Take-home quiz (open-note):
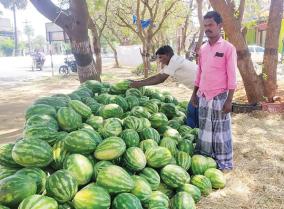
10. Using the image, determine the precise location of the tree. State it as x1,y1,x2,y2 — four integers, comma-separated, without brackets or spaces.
31,35,45,51
31,0,100,83
0,0,28,56
23,21,34,54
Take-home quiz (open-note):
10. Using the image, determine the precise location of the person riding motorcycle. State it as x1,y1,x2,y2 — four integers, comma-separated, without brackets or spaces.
32,50,45,71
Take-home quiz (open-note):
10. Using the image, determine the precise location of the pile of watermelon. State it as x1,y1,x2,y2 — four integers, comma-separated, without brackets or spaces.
0,80,226,209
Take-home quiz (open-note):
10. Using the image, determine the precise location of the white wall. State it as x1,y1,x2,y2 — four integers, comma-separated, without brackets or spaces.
116,45,143,67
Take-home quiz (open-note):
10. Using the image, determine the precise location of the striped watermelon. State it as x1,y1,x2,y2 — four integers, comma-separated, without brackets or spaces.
171,192,196,209
139,139,158,152
131,175,152,203
139,167,160,190
148,191,169,209
123,116,141,131
94,136,126,160
96,165,134,193
161,165,190,188
0,205,9,209
18,195,58,209
110,80,130,94
0,165,18,180
120,129,140,148
80,128,102,146
73,183,111,209
16,167,46,194
123,147,146,171
110,95,129,112
0,174,37,207
163,128,182,143
86,115,104,130
25,114,58,131
177,140,194,156
204,168,226,189
51,139,69,170
25,104,56,120
191,155,208,175
139,96,150,106
83,80,103,93
23,126,58,145
168,119,182,130
190,175,212,196
0,143,19,168
69,100,92,118
93,160,113,180
177,183,201,203
83,97,102,114
46,170,78,203
206,157,217,169
63,154,93,186
151,92,165,102
34,96,68,110
157,183,175,198
99,104,124,119
96,93,113,104
125,95,140,109
12,138,53,167
176,151,191,171
63,130,97,154
131,106,151,118
145,147,172,168
149,113,168,129
57,107,82,132
140,127,160,143
112,193,143,209
98,118,123,138
159,137,178,157
160,103,178,119
126,88,142,97
143,101,159,114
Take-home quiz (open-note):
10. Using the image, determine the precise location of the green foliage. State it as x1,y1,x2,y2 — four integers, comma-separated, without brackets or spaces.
0,38,14,56
132,63,158,76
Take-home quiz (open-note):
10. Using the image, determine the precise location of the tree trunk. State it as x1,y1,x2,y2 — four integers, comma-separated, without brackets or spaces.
103,34,120,68
91,29,102,76
176,28,181,55
262,0,283,102
209,0,264,104
196,0,204,52
30,0,100,83
12,3,18,56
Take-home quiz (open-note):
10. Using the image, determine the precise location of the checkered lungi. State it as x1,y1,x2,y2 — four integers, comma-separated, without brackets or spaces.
195,92,233,170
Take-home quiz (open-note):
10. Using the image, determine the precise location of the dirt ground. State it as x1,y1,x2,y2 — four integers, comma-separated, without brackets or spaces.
0,66,284,209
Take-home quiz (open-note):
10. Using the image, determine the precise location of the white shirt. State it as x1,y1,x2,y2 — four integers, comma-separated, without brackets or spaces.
160,55,197,88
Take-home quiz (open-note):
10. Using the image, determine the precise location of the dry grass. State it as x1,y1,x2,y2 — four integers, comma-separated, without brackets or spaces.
0,66,283,208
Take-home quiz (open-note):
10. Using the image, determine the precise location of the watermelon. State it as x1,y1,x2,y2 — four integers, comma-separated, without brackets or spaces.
151,92,165,102
148,191,169,209
190,175,212,196
86,115,104,130
160,165,190,188
0,165,18,180
125,96,140,109
176,151,191,171
159,137,178,157
25,114,58,130
96,93,113,104
131,106,151,118
93,160,113,180
110,80,131,94
170,192,196,209
157,183,174,198
177,140,194,156
85,97,102,114
96,165,134,193
206,157,217,169
140,127,160,143
73,183,111,209
168,119,182,130
163,128,182,143
123,147,146,171
178,125,192,136
143,101,159,114
68,92,81,101
25,104,56,120
57,107,82,132
145,147,172,168
0,143,19,168
23,126,58,145
95,136,126,160
126,88,142,97
123,116,141,131
99,104,124,119
0,174,37,207
63,154,93,185
160,103,178,119
177,184,201,203
139,96,150,106
110,95,129,112
69,100,92,118
12,138,53,167
34,96,68,110
139,167,160,190
149,113,168,128
112,193,143,209
99,118,123,138
63,130,97,154
80,128,102,146
51,139,69,170
18,195,58,209
191,155,208,175
16,167,46,194
138,118,151,132
204,168,226,189
120,129,140,148
131,175,152,203
0,205,9,209
83,80,103,93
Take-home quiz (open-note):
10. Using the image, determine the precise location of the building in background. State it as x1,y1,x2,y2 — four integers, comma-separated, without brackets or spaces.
0,17,14,39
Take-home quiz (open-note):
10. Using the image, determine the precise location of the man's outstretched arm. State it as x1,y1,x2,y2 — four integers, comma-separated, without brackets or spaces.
130,73,169,88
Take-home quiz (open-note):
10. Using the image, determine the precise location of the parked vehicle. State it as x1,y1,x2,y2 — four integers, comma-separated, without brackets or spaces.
31,51,45,71
248,45,282,64
59,55,77,75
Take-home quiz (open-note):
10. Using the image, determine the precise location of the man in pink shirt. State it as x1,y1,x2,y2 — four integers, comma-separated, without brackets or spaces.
190,11,237,171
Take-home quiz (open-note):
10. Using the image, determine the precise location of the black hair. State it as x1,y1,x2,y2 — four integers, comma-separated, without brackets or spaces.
155,45,174,56
204,11,222,24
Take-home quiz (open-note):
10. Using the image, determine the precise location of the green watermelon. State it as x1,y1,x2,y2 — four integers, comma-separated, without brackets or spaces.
34,96,68,110
140,127,160,143
176,151,191,171
110,95,129,112
177,184,201,203
69,100,92,118
148,191,169,209
64,130,97,154
96,165,134,193
93,160,113,180
0,165,18,180
131,106,151,118
160,165,190,188
12,138,53,167
159,137,178,157
23,126,58,145
83,97,101,113
151,92,165,102
98,118,123,138
131,175,152,203
25,114,58,130
25,104,56,120
83,80,103,93
157,183,175,198
168,119,182,130
191,155,208,175
138,118,151,132
94,136,126,160
96,93,113,104
204,168,226,189
120,129,140,148
145,147,172,168
149,113,168,129
163,128,182,143
170,192,196,209
80,128,102,146
123,116,141,131
0,174,37,207
68,92,81,101
178,125,192,136
139,96,150,106
51,139,69,170
16,167,46,194
0,144,19,168
139,167,160,190
160,103,178,119
99,104,124,119
206,157,217,169
63,154,93,185
86,115,104,130
125,96,140,109
18,195,58,209
110,80,131,94
143,101,159,114
123,147,146,171
177,140,194,156
57,107,82,132
190,175,212,196
112,193,143,209
139,139,158,152
126,88,142,97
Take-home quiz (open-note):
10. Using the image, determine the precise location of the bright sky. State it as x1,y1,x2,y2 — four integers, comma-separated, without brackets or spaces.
0,2,50,40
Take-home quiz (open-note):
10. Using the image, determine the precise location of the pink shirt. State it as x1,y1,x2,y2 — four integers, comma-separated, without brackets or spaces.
194,37,237,100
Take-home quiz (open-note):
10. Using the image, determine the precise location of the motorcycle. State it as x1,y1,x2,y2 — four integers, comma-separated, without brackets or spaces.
32,53,45,71
59,55,77,75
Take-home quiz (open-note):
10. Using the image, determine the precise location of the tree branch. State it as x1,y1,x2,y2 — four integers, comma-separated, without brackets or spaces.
237,0,245,23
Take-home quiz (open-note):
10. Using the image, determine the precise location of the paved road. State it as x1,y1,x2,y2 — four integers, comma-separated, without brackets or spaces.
0,55,114,87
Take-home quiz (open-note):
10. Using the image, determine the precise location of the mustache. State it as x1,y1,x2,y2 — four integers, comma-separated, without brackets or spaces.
205,30,212,33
